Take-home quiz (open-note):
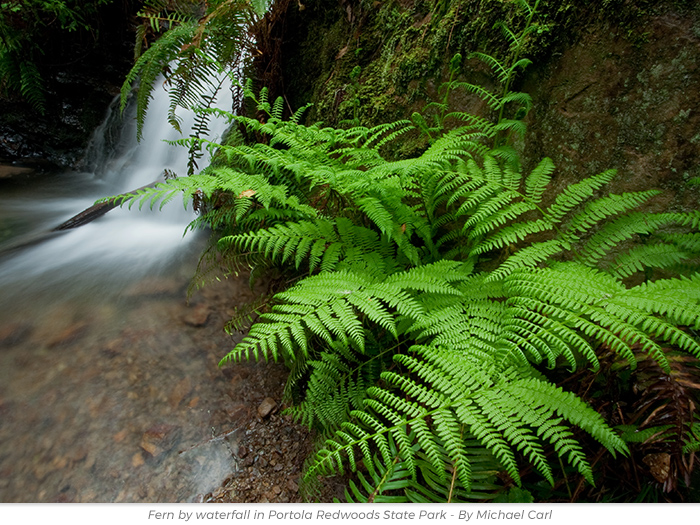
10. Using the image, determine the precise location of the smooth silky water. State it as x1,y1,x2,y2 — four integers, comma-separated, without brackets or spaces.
0,78,242,502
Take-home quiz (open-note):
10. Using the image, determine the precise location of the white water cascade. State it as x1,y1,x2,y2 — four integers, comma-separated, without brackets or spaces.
0,75,248,503
0,75,233,312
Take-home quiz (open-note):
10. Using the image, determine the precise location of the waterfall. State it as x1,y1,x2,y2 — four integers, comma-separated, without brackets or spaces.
0,71,243,503
0,73,234,312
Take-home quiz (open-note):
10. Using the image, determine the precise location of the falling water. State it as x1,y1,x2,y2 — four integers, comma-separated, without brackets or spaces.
0,74,248,502
0,75,234,312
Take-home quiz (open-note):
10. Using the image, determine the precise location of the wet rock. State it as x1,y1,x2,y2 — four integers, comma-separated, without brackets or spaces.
0,163,34,179
131,452,145,468
0,322,31,347
46,321,88,347
140,423,178,458
67,447,88,463
113,429,128,443
124,277,184,298
182,304,210,327
226,403,248,422
52,456,69,470
168,377,192,408
257,397,277,419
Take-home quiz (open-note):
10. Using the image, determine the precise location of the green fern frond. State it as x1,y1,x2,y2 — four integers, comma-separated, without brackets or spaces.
576,212,683,267
608,242,694,279
545,169,617,223
121,21,198,140
18,59,45,114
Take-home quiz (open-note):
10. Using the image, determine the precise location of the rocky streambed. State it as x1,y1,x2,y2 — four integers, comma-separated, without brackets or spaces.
0,266,321,503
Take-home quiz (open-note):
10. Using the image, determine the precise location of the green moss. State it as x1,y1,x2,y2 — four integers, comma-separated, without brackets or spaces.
271,0,698,161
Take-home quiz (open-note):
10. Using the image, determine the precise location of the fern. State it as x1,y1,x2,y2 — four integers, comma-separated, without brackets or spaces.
121,0,266,142
109,84,700,500
105,0,700,503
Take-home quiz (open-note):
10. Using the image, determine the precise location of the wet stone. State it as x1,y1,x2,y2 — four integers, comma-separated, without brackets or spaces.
124,277,184,298
132,452,145,468
257,397,276,419
182,304,210,327
46,322,88,347
140,423,178,458
168,377,192,408
0,322,31,347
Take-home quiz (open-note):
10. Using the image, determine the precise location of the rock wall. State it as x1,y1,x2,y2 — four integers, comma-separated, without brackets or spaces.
255,0,700,210
0,1,136,172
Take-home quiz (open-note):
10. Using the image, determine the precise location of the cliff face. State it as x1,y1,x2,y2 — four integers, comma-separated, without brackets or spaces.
0,1,135,172
255,0,700,210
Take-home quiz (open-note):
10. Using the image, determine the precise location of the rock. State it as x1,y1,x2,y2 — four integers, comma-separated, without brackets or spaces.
46,321,88,347
130,451,145,468
168,376,192,408
257,397,277,419
287,479,299,493
0,322,31,346
140,423,178,457
113,429,128,443
124,277,184,298
182,304,210,327
0,163,34,179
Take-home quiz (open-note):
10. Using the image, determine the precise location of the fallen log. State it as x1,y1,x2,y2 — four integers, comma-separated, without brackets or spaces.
0,180,160,255
52,180,159,231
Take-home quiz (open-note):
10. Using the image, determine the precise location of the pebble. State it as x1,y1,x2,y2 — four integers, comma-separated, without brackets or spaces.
113,429,129,443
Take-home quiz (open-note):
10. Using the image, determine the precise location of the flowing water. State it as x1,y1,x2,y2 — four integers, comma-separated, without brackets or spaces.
0,77,255,502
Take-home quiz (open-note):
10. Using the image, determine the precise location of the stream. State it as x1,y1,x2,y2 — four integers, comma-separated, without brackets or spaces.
0,78,268,502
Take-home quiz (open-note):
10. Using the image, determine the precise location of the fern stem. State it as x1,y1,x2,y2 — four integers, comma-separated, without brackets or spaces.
368,453,402,503
447,424,465,502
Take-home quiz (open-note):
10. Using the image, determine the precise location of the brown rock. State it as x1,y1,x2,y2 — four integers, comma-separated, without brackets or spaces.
183,304,210,327
168,376,192,407
113,429,129,443
257,397,277,418
140,423,177,457
46,322,88,347
52,456,68,469
132,453,145,468
0,322,31,346
124,277,183,298
67,447,88,462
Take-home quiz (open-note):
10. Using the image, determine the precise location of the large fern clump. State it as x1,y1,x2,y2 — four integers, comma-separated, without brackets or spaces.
114,75,700,500
112,0,700,502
